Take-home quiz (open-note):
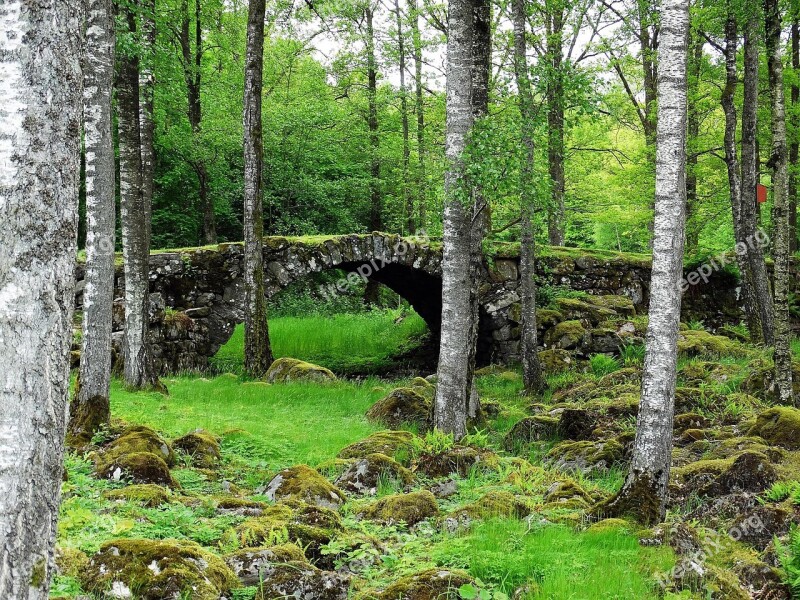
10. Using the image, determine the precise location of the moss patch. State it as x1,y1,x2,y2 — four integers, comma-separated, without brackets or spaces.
747,406,800,449
360,491,439,526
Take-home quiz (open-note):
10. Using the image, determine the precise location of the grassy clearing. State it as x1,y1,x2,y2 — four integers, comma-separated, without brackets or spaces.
211,310,429,375
109,375,388,470
434,520,675,599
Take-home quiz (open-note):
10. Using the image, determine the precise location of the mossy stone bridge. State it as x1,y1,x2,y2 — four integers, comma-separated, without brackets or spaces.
74,233,748,374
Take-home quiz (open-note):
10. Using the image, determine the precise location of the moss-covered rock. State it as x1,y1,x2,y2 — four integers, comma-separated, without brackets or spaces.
266,357,337,383
555,298,617,325
366,388,431,431
224,544,308,585
103,483,171,507
747,407,800,449
95,425,174,471
263,465,346,509
544,319,588,350
673,412,709,433
409,377,436,400
537,349,574,374
358,568,474,599
337,431,415,464
741,359,800,398
214,497,269,517
558,408,598,441
585,518,632,534
55,546,89,579
80,538,239,600
448,490,531,522
242,559,350,599
670,451,777,500
96,451,177,487
172,429,221,469
360,490,439,526
334,453,414,495
413,446,500,478
502,416,560,451
677,330,749,358
545,439,624,473
542,479,593,507
584,294,636,317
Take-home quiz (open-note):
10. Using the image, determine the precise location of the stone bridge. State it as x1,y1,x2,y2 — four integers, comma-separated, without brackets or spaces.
75,233,753,374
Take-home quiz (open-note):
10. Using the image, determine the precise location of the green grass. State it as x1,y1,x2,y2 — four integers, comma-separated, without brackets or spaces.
109,375,388,470
434,519,676,599
210,310,429,375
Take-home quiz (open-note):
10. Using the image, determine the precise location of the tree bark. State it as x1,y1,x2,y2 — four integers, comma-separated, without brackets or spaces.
0,1,83,596
366,6,382,232
243,0,274,377
685,24,702,253
435,0,478,438
394,0,414,233
790,0,799,254
410,0,427,229
720,11,762,344
117,4,162,391
741,11,776,345
764,0,796,405
546,0,566,246
513,0,545,395
595,0,689,525
140,0,156,235
70,0,116,445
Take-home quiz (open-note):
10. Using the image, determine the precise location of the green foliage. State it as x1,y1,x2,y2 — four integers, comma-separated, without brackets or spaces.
777,526,800,596
620,343,646,367
589,354,621,377
763,481,800,504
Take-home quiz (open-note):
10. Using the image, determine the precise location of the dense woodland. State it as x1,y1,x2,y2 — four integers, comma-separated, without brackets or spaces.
4,0,800,598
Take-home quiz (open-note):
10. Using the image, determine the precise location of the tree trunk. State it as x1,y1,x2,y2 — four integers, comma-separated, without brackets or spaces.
790,1,799,254
70,0,116,446
435,0,478,439
685,25,702,253
595,0,689,525
140,0,156,234
546,2,566,246
741,12,776,345
366,6,381,231
410,0,427,229
243,0,274,377
394,0,414,233
513,0,545,395
764,0,796,405
0,2,82,596
720,11,762,344
117,4,162,391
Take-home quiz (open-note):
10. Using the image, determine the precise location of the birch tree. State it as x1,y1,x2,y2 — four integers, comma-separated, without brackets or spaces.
764,0,796,405
595,0,689,524
0,1,83,596
69,0,116,445
512,0,545,395
243,0,274,376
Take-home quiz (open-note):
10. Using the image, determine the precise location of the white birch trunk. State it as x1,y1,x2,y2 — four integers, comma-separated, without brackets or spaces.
0,1,83,596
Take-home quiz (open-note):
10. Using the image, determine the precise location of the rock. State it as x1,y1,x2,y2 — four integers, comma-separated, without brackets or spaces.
215,497,269,517
685,493,760,526
734,559,792,600
360,491,439,526
545,439,624,474
103,484,171,507
677,330,749,358
447,490,530,525
366,388,431,431
584,294,636,317
337,431,415,464
172,429,221,468
585,518,632,533
748,407,800,449
543,479,593,507
670,452,777,501
674,412,710,433
263,465,346,509
544,320,588,350
224,544,308,585
503,416,560,451
97,425,174,467
558,408,597,440
587,328,623,354
429,479,458,498
80,538,238,600
730,506,794,550
55,546,89,579
665,523,703,556
555,298,616,325
741,360,800,399
413,446,499,478
537,349,573,374
334,453,414,495
266,357,337,383
359,568,474,599
96,451,177,488
409,377,436,399
249,560,350,600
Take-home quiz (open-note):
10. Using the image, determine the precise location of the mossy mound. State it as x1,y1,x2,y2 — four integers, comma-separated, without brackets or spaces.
265,357,337,383
448,490,531,521
103,483,171,507
555,297,617,325
747,407,800,449
360,490,439,526
366,388,431,431
55,546,89,579
334,453,414,495
80,538,238,600
546,439,624,473
544,319,588,350
537,349,574,374
96,451,177,488
224,544,308,586
558,408,598,440
503,416,560,451
263,464,346,509
585,518,632,534
358,568,474,599
679,361,742,385
104,425,175,465
409,376,436,400
214,497,269,517
741,359,800,398
670,451,777,500
172,429,221,468
677,330,748,358
251,561,350,599
413,446,500,478
705,436,784,462
585,294,636,316
337,430,416,464
673,412,709,433
232,504,339,558
542,479,593,506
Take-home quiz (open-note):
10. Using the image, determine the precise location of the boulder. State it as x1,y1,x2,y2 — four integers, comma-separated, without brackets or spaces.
337,431,415,464
360,491,439,526
544,320,588,350
334,453,414,495
172,429,221,468
537,349,573,374
358,569,473,600
263,465,346,509
447,490,530,525
249,560,350,600
96,451,177,488
729,506,795,550
677,330,748,358
80,539,238,600
503,416,560,451
748,407,800,449
542,479,593,508
545,439,624,473
224,544,307,586
413,446,499,478
558,408,598,441
366,388,431,431
670,452,777,501
266,357,337,383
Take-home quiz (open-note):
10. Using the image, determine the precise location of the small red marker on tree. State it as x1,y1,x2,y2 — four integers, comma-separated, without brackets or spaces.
757,183,768,203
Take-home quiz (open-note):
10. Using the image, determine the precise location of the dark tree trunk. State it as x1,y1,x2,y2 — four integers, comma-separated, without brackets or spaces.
685,25,702,253
764,0,796,404
71,0,116,445
512,0,545,394
546,2,566,246
395,0,414,233
243,0,274,376
366,6,382,232
117,4,162,391
741,12,776,345
410,0,427,229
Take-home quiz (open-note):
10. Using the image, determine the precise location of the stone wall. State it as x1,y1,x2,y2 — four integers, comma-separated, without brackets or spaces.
74,235,790,374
